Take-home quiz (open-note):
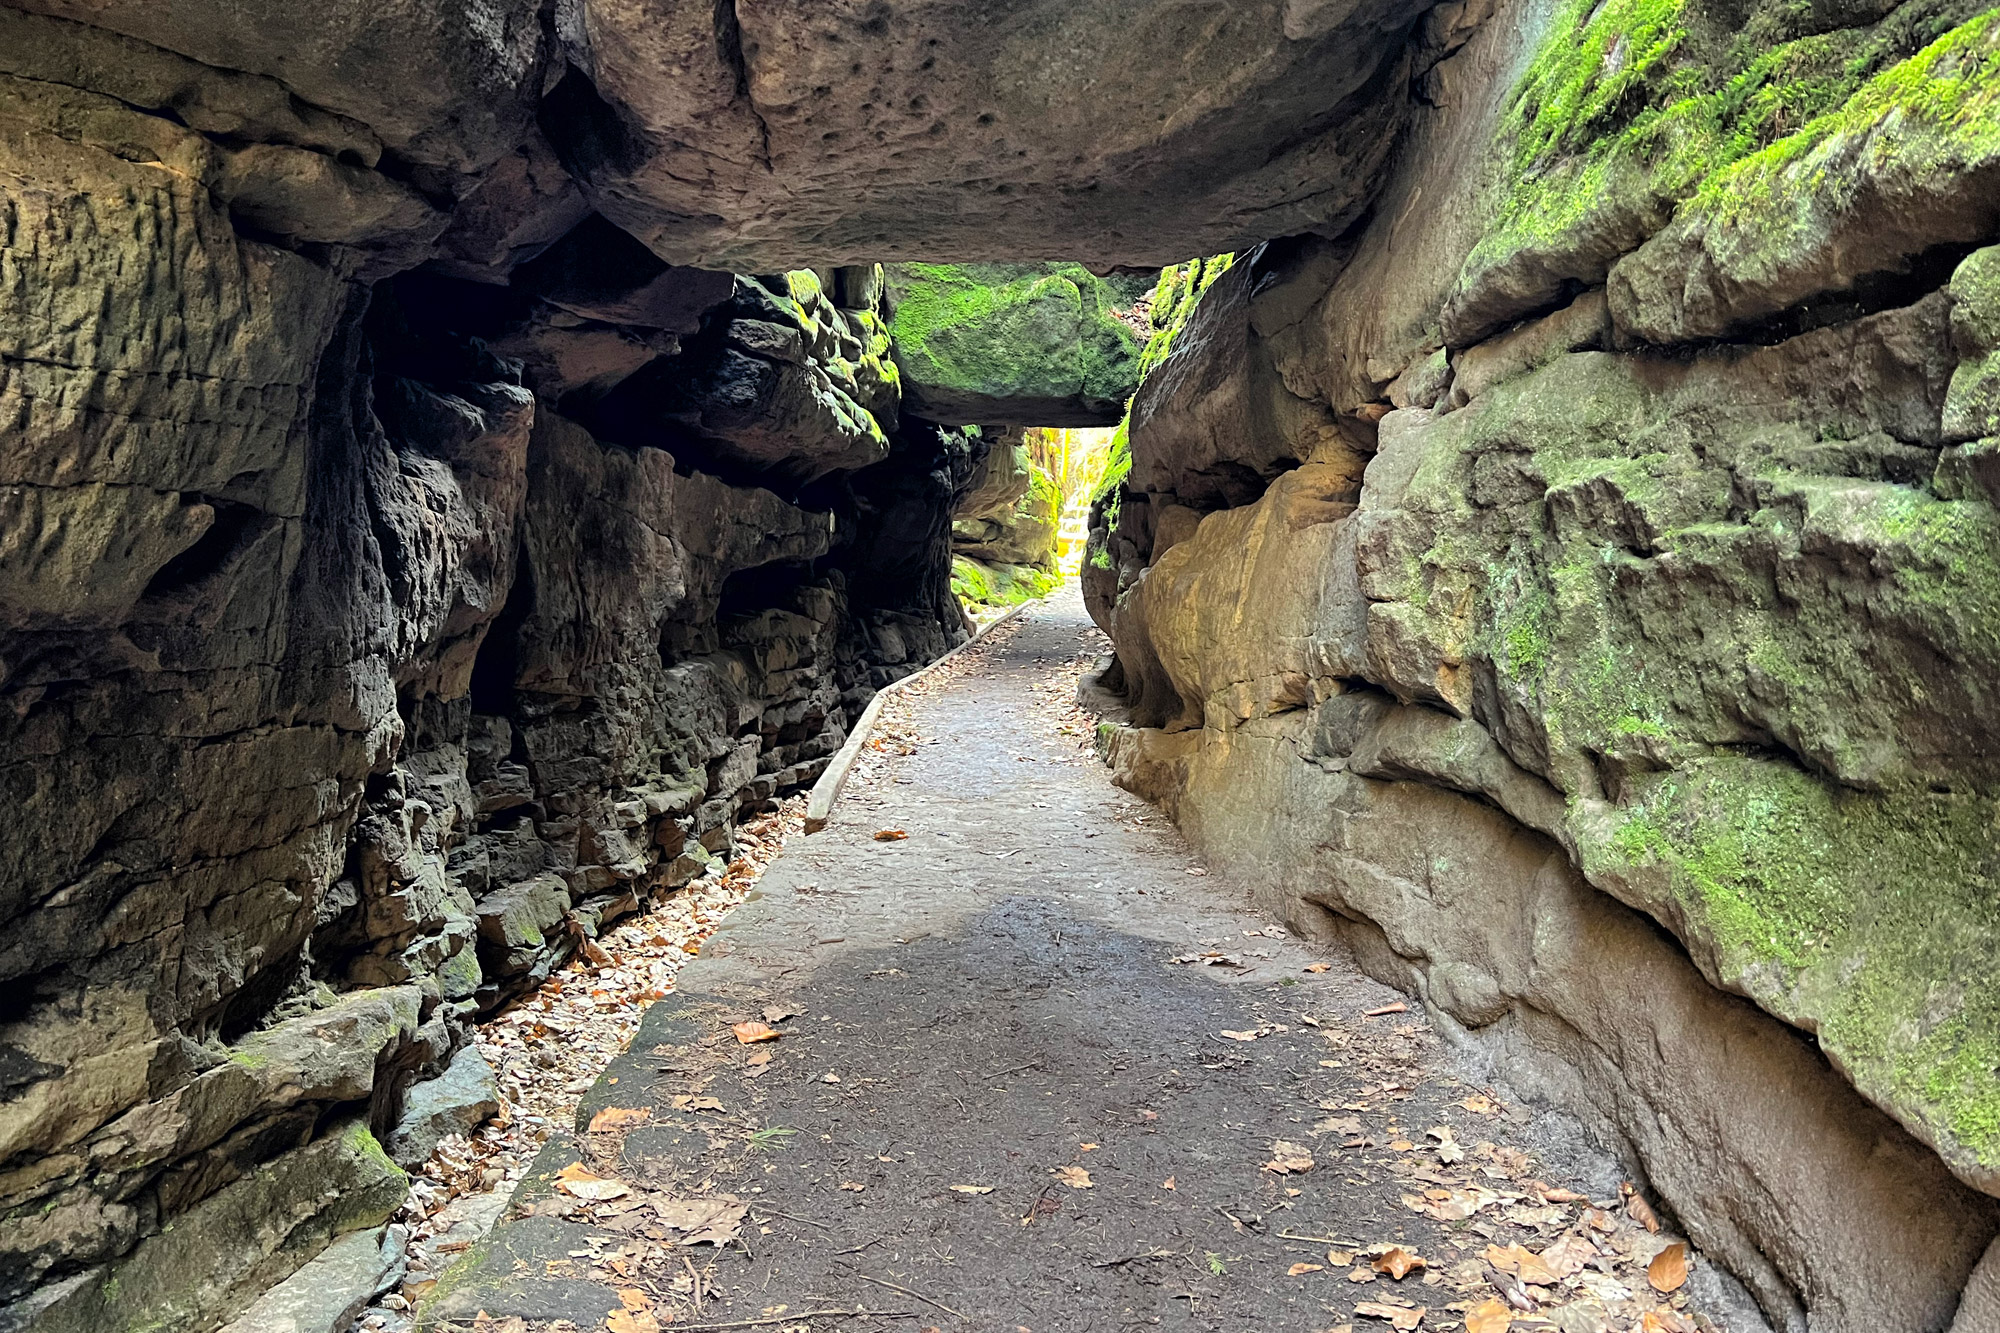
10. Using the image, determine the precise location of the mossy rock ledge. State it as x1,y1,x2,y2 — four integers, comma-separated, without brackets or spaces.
885,263,1148,428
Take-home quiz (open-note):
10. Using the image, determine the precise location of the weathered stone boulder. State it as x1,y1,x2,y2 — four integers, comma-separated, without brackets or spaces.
384,1046,500,1167
886,264,1148,426
16,1121,407,1333
554,0,1420,270
216,1225,407,1333
589,273,901,487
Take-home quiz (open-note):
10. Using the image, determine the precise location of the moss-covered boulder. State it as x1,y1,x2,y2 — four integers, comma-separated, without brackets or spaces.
885,263,1149,427
1443,0,2000,346
950,554,1057,612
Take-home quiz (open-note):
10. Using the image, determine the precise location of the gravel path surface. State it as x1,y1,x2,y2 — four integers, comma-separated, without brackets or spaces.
425,591,1731,1333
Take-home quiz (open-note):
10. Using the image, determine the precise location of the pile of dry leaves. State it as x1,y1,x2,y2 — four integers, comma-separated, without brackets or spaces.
363,800,808,1328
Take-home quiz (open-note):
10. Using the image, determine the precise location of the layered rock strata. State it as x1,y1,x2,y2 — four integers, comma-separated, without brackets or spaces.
0,6,991,1320
1087,0,2000,1327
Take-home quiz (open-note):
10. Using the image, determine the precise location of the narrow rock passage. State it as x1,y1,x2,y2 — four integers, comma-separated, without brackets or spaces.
429,592,1737,1333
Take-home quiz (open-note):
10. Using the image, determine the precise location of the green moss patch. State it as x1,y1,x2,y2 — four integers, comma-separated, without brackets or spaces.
1453,0,1990,331
1577,756,2000,1176
952,554,1058,610
885,263,1144,420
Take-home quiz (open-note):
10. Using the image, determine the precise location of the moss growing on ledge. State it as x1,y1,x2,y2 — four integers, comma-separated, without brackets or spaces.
1449,0,1991,337
951,554,1057,610
885,263,1145,425
1680,10,2000,232
1574,756,2000,1184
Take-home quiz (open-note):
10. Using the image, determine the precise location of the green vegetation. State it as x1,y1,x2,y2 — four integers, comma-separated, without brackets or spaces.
885,263,1144,412
952,554,1057,610
1578,758,2000,1169
1680,10,2000,240
747,1124,798,1152
1091,254,1235,512
1459,0,1991,303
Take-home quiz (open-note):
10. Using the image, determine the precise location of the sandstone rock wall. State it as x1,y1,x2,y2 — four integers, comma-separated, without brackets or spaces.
0,9,985,1323
1086,0,2000,1326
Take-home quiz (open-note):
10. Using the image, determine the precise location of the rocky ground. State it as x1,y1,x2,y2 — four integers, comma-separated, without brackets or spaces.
419,592,1750,1333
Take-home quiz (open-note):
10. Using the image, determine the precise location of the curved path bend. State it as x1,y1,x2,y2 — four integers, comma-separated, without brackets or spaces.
427,591,1743,1333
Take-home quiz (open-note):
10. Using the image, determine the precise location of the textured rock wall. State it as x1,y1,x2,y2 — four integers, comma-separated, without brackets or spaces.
1087,0,2000,1327
0,8,986,1324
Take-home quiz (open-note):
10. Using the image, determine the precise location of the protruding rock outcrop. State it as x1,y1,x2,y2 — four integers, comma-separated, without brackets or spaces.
549,0,1422,269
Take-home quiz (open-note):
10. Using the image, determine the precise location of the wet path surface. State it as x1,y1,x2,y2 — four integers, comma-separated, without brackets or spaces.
428,592,1724,1333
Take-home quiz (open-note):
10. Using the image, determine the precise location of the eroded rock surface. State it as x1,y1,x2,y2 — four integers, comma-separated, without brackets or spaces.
557,0,1423,269
1085,0,2000,1326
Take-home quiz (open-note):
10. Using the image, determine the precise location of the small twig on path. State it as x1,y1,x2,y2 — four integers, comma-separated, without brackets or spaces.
846,1270,965,1320
982,1060,1044,1080
667,1310,915,1331
836,1236,885,1255
684,1255,706,1313
753,1207,832,1229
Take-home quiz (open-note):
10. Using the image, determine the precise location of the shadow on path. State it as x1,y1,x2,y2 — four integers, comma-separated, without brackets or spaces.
426,591,1728,1333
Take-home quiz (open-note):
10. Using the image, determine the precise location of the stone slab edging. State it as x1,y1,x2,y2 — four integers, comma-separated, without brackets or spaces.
804,600,1035,833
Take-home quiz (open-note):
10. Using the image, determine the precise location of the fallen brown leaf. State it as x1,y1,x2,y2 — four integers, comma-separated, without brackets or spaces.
669,1095,724,1112
873,829,909,841
1053,1165,1093,1189
1482,1244,1557,1287
1162,1176,1177,1190
1538,1233,1597,1279
652,1196,748,1245
1464,1298,1513,1333
1219,1028,1264,1042
588,1107,652,1133
1373,1248,1425,1280
839,1180,866,1191
950,1185,995,1195
1328,1250,1354,1266
1458,1094,1499,1115
1305,963,1333,973
618,1289,652,1312
732,1021,781,1044
1354,1300,1426,1329
607,1312,659,1333
1263,1141,1316,1174
1626,1185,1662,1234
1648,1241,1689,1293
554,1163,629,1202
1348,1268,1377,1284
1290,1262,1327,1276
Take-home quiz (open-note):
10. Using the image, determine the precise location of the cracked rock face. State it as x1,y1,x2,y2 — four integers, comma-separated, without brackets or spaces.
555,0,1423,269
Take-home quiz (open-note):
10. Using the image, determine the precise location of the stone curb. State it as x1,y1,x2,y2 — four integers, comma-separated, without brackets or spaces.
803,599,1037,833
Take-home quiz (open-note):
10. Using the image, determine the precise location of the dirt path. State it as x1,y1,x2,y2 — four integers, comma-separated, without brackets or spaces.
424,591,1738,1333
